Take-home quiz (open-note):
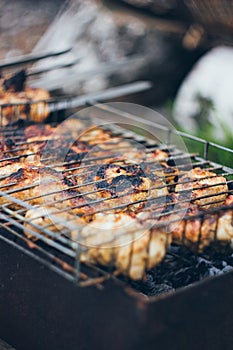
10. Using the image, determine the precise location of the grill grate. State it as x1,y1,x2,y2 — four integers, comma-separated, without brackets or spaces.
0,81,152,126
0,48,72,70
0,100,232,290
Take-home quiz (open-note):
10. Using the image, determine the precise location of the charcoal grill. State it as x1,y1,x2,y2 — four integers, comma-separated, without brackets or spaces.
0,55,233,350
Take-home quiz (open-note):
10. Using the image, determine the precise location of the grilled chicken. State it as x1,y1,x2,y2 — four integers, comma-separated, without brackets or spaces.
0,165,63,209
216,195,233,246
0,69,50,125
24,207,171,280
24,205,86,241
0,164,93,216
0,121,90,166
0,87,50,125
24,193,233,277
0,161,42,178
0,113,232,279
169,195,233,252
76,162,168,212
175,168,228,209
77,127,113,144
78,211,171,280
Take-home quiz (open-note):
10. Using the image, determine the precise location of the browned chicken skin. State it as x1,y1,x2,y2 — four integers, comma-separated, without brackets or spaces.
168,195,233,252
24,207,171,280
0,88,50,125
175,167,228,209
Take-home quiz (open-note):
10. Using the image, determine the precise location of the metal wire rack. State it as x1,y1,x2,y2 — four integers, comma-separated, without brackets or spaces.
0,80,152,124
0,99,232,286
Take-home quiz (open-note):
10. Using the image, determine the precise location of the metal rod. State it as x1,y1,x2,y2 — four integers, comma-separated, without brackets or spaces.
48,81,153,113
1,207,76,255
1,159,231,207
0,94,232,285
21,182,232,226
27,57,81,77
92,103,233,157
0,48,72,69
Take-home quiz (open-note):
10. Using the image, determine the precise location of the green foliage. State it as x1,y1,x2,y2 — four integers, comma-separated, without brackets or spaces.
164,98,233,169
192,94,233,149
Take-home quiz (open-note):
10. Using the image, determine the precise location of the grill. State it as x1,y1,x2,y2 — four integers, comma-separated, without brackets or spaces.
0,98,233,282
0,55,233,350
0,49,149,126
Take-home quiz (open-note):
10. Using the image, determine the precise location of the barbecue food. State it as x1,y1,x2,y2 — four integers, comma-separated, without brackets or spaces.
24,207,171,280
0,112,232,281
76,163,168,212
0,88,50,125
169,195,233,251
77,211,171,280
0,164,88,212
0,121,92,166
216,195,233,246
175,168,228,209
0,70,50,125
0,165,64,209
24,206,85,240
0,161,42,178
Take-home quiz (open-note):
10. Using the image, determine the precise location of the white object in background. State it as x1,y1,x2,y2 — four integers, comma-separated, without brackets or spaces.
173,46,233,141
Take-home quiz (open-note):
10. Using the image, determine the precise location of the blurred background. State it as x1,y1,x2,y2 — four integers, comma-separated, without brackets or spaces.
0,0,232,148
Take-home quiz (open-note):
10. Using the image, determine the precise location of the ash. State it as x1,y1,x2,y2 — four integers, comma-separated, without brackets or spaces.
129,245,233,297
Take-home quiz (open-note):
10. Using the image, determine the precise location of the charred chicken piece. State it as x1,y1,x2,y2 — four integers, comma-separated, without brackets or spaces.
0,161,42,178
153,163,181,189
24,124,56,139
112,147,169,164
0,165,63,209
77,127,113,144
0,70,50,125
76,163,168,212
24,206,83,241
24,207,170,280
216,195,233,246
76,211,171,280
0,125,57,165
175,168,228,209
0,162,95,219
169,195,233,252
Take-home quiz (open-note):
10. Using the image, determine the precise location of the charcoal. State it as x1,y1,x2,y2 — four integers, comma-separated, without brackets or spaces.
130,245,233,297
225,254,233,266
148,283,174,296
222,266,233,273
208,267,222,276
130,271,174,297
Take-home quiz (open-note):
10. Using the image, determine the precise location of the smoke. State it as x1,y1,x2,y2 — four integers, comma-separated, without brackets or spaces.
30,0,117,94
